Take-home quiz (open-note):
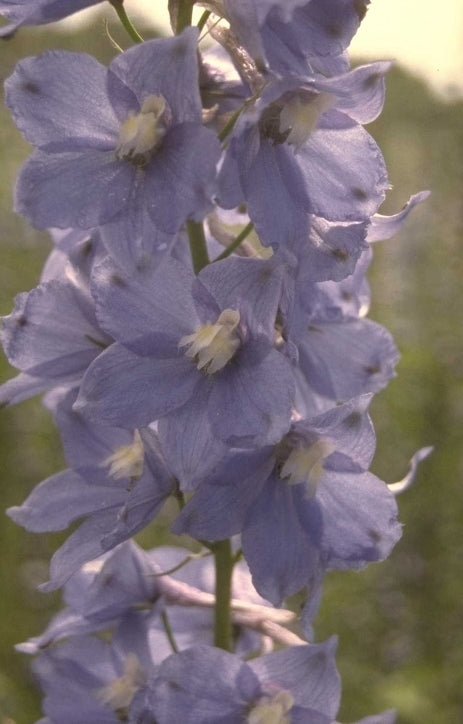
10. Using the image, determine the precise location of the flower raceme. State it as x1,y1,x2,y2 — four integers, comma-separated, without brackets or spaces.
0,1,430,722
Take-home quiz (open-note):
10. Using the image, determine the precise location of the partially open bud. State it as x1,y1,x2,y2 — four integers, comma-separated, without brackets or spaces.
180,308,241,374
116,95,169,167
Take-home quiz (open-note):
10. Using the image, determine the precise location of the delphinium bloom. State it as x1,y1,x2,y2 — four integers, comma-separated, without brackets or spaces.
173,395,401,603
19,541,272,661
77,254,295,446
218,62,390,257
5,28,221,240
8,389,175,589
0,0,106,36
32,631,152,724
0,231,112,406
133,639,340,724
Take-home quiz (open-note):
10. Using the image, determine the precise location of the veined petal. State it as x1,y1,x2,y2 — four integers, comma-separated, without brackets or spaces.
108,29,203,123
15,149,135,230
144,123,220,234
297,116,388,221
5,51,119,149
75,342,199,427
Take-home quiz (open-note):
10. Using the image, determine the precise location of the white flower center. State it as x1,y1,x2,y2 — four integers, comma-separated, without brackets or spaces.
180,308,241,374
116,94,168,167
101,430,144,481
279,91,335,150
247,690,294,724
97,653,145,713
280,438,335,495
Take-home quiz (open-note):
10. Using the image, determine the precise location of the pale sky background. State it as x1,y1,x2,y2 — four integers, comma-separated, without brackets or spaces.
67,0,463,97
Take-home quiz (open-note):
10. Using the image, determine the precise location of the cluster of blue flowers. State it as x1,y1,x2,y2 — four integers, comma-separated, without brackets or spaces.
1,1,431,722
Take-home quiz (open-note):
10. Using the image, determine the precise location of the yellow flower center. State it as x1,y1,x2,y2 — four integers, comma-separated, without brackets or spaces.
279,91,335,150
97,653,145,714
101,430,144,481
280,438,335,495
180,308,241,374
116,94,168,167
247,690,295,724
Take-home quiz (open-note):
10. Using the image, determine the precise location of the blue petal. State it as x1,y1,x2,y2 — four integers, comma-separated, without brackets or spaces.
5,51,118,149
208,344,294,446
144,123,220,234
15,149,135,230
76,342,199,427
242,478,321,604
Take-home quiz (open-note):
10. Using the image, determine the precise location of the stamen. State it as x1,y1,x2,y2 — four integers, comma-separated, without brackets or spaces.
116,94,168,167
101,430,144,481
97,653,145,713
279,91,335,150
180,308,241,374
280,438,335,495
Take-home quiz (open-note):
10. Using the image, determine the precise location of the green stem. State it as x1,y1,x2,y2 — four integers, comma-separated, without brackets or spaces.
161,610,179,653
218,105,246,143
186,220,210,274
197,9,211,32
109,0,143,44
176,0,195,34
213,539,234,651
213,222,254,262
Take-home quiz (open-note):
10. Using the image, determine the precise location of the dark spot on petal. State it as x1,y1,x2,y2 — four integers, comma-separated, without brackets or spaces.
352,187,368,201
363,72,381,89
331,248,349,261
308,324,323,333
364,364,381,375
326,23,342,39
167,679,182,692
344,411,362,428
368,529,381,543
15,315,27,327
342,291,352,301
22,81,40,94
109,273,126,287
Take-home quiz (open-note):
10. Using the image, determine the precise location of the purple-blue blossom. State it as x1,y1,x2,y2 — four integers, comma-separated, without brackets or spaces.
5,28,220,237
8,389,175,589
173,396,401,603
218,62,390,265
135,639,340,724
76,255,295,446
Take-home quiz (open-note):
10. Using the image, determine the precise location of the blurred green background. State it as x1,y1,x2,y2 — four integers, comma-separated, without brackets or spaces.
0,14,462,724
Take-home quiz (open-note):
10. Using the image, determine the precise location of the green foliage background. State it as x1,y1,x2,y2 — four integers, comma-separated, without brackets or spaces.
0,14,462,724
